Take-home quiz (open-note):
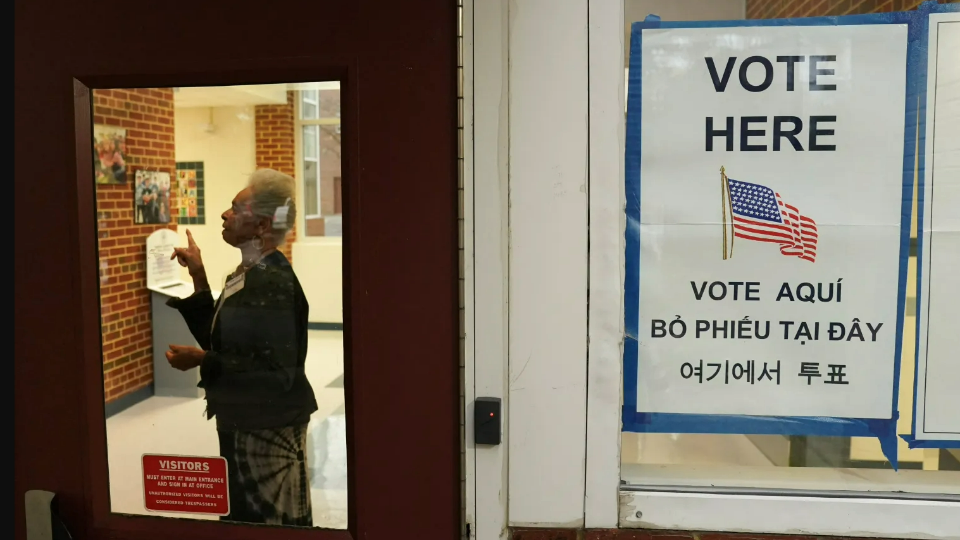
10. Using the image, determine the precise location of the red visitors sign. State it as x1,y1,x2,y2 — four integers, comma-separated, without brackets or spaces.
142,454,229,516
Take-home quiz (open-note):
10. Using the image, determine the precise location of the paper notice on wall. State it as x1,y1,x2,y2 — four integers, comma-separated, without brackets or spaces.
627,23,910,420
912,13,960,445
146,228,180,290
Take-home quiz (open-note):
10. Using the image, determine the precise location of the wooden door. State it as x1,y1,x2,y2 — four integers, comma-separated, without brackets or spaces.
14,1,460,539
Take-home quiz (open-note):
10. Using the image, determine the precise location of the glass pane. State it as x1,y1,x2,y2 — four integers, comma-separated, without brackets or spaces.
301,89,318,120
319,89,341,119
302,125,318,160
619,0,960,497
93,82,348,529
318,125,341,218
303,159,319,217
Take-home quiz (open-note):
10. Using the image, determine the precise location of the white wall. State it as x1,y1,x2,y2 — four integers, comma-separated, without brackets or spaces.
174,106,256,287
508,0,589,527
174,106,342,324
469,0,510,537
494,0,746,529
586,0,626,528
473,0,746,533
292,240,343,324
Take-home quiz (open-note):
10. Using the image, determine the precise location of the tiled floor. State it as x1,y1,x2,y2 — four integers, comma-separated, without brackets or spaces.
106,330,348,529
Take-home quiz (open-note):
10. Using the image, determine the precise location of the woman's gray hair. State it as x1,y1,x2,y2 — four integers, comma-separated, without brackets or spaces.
248,168,297,243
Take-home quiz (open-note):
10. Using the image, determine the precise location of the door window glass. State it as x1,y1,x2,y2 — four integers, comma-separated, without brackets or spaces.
93,82,348,529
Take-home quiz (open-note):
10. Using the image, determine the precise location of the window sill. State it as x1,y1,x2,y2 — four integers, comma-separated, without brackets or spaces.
620,489,960,539
621,462,960,497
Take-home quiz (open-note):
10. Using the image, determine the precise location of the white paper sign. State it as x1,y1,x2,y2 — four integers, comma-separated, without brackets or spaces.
145,228,180,290
634,24,908,419
914,14,960,442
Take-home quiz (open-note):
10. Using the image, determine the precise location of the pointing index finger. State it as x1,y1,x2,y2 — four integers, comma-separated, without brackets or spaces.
186,229,196,247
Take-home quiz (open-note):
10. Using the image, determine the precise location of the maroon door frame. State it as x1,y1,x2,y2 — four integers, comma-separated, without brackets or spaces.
14,2,460,539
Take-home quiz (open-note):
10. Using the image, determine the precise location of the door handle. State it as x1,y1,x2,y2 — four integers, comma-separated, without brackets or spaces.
24,490,73,540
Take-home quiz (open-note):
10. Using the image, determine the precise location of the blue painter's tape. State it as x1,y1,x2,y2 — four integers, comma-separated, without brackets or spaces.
901,434,960,450
900,434,960,449
623,9,926,470
903,0,960,452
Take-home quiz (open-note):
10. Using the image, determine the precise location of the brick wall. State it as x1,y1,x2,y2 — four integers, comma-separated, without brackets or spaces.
746,0,955,19
94,88,177,403
255,91,297,261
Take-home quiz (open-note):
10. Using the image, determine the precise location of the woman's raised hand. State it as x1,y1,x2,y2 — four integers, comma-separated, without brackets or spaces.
171,229,205,277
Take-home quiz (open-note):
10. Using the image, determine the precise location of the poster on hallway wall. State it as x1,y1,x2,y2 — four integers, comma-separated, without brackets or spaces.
905,6,960,449
176,162,206,226
134,170,172,225
178,170,198,218
93,125,128,184
145,228,180,289
621,13,918,456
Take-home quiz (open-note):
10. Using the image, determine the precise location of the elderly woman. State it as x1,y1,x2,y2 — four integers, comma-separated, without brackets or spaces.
165,169,318,526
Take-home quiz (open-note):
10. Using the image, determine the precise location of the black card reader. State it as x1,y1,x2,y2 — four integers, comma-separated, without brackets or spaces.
474,397,501,445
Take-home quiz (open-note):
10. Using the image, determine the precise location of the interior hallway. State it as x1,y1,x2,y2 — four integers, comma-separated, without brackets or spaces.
106,330,348,529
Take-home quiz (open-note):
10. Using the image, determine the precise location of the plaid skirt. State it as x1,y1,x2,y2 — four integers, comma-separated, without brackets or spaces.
218,424,313,527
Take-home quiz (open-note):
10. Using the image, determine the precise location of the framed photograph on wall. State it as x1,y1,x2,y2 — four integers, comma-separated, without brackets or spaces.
93,125,128,184
133,170,172,224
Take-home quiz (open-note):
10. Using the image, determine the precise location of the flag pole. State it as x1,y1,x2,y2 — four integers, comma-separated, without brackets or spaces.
721,166,728,260
722,167,735,258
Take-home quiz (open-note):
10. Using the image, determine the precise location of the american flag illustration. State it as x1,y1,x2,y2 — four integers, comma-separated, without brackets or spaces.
721,172,818,263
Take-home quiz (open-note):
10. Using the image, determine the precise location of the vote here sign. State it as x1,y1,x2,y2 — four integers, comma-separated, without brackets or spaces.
629,23,910,419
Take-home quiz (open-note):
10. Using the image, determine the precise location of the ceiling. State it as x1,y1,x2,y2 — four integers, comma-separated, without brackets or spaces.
173,84,287,108
173,81,340,109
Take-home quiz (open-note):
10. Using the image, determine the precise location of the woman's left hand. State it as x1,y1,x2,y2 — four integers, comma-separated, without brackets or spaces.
165,345,205,371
